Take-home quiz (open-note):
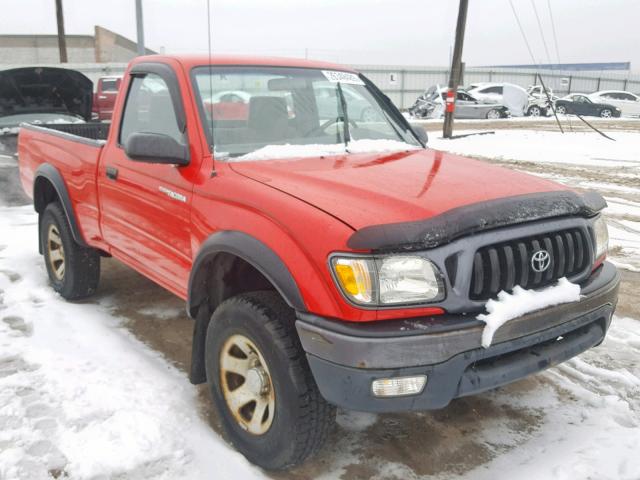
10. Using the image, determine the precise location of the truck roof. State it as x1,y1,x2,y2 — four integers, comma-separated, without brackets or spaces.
130,54,357,73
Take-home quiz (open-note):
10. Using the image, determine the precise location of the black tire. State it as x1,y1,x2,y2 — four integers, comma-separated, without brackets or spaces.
41,202,100,299
205,291,335,470
556,105,567,115
600,108,613,118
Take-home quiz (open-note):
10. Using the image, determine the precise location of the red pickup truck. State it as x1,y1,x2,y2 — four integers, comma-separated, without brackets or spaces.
18,55,619,470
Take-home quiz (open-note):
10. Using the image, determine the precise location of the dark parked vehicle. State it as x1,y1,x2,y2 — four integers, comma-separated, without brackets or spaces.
555,94,621,118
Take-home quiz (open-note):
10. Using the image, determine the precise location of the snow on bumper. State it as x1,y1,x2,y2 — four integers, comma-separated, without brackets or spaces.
296,262,619,412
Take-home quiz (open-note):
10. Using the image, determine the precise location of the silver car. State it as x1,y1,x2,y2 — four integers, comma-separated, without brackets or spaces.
412,86,509,119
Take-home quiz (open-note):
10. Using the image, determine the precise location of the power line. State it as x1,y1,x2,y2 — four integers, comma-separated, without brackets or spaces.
508,0,538,66
546,0,562,64
530,0,553,65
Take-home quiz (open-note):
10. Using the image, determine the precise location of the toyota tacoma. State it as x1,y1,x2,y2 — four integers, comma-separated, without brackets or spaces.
18,55,619,470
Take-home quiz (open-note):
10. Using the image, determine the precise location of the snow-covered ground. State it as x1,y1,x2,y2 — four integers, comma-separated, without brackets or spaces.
1,206,639,480
1,127,639,479
0,207,265,480
431,129,640,273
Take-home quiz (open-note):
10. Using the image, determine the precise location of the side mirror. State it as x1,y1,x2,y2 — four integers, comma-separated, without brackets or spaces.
411,125,428,145
124,132,189,166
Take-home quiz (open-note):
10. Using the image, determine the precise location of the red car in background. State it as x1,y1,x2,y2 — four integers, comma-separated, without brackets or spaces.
92,76,122,121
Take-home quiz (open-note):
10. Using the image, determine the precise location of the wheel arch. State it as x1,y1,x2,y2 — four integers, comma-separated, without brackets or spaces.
33,163,88,252
187,230,307,384
187,230,306,318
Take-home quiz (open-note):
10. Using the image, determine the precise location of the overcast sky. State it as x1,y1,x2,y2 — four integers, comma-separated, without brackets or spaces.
1,0,638,70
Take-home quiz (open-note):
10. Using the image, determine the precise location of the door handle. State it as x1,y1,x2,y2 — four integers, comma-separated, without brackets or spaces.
106,166,118,180
98,95,108,100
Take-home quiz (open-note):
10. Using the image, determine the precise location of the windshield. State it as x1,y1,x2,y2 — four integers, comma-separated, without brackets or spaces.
192,66,421,160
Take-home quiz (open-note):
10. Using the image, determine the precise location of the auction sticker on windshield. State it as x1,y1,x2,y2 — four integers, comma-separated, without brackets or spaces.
322,70,365,85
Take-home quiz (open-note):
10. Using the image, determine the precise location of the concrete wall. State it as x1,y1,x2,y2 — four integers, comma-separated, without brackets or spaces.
0,26,154,65
0,35,96,64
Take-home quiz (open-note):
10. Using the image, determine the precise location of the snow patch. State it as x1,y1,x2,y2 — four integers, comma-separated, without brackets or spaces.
234,139,420,161
478,278,581,348
0,205,266,480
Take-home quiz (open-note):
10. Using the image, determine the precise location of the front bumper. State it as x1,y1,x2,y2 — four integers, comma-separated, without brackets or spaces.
296,262,619,412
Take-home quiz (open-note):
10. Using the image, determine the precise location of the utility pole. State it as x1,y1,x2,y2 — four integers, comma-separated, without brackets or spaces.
135,0,145,56
443,0,469,138
55,0,68,63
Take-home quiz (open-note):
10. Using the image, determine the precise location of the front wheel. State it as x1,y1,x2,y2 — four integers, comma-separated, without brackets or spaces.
556,105,567,115
600,108,613,118
486,108,502,119
205,291,335,470
527,105,542,117
41,202,100,299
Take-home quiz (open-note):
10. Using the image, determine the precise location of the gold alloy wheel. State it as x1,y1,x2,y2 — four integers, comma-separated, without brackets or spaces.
220,334,276,435
47,224,65,281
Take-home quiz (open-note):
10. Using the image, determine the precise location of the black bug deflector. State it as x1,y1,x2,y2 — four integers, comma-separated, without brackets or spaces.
347,190,607,252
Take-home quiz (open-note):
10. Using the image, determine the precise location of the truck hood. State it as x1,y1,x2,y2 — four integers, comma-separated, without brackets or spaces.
0,67,93,121
229,148,568,232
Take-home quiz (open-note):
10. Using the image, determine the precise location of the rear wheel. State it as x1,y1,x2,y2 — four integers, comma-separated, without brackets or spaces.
486,109,502,119
600,108,613,118
41,202,100,299
205,291,335,470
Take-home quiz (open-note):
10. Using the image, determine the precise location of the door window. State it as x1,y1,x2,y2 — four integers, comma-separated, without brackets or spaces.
119,73,183,146
481,86,503,95
101,79,120,92
618,92,638,101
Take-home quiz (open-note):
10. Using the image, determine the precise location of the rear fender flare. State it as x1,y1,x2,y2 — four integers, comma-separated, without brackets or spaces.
33,163,87,251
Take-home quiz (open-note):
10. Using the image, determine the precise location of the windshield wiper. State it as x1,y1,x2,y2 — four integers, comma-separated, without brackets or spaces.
336,82,351,151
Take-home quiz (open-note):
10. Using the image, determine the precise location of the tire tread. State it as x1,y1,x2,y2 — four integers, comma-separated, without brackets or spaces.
214,291,335,468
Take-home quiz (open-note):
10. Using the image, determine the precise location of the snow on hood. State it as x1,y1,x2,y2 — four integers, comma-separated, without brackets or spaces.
478,278,581,348
232,139,421,161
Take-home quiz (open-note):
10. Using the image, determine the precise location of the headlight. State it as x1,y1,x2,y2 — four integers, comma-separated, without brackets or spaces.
330,255,444,306
593,216,609,261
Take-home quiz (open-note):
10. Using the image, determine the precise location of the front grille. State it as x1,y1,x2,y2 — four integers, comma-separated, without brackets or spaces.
469,228,590,300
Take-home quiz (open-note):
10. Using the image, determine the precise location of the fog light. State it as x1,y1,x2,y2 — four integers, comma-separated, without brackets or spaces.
371,375,427,397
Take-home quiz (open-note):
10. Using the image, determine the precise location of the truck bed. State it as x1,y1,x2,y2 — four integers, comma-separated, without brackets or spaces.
35,122,110,142
18,122,107,246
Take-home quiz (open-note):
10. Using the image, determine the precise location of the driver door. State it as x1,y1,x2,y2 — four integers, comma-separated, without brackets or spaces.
98,67,198,295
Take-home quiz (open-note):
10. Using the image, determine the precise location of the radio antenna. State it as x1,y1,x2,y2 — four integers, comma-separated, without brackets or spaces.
206,0,216,162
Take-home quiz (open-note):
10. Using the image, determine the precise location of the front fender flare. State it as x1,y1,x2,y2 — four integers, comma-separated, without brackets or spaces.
187,230,307,318
187,231,307,384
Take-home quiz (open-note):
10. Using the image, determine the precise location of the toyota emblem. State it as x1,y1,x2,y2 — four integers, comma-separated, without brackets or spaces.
531,250,551,273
